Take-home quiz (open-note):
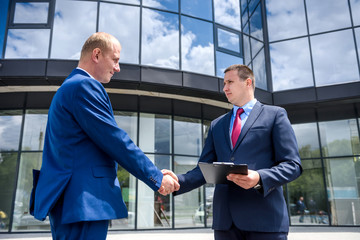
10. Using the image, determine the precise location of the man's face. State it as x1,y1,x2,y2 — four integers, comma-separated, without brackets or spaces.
223,70,248,106
96,41,121,84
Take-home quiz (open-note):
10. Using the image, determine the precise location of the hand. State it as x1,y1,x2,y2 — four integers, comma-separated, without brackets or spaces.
226,169,260,189
158,169,180,196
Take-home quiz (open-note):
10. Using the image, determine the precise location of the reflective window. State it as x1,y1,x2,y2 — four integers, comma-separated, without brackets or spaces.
355,28,360,60
139,113,172,154
214,0,241,30
174,116,202,156
141,9,179,69
324,157,360,225
350,0,360,26
112,111,137,229
12,152,48,231
292,123,320,159
21,110,48,151
216,51,243,78
249,4,263,41
270,38,313,91
243,34,251,65
99,3,140,64
249,0,260,15
51,0,96,59
0,0,9,58
0,152,17,232
137,154,172,228
250,35,263,58
266,0,307,42
242,7,249,27
5,29,50,58
319,119,360,157
114,111,138,145
181,16,214,76
0,110,22,152
106,0,140,4
311,30,359,87
287,159,329,225
174,156,204,227
306,0,352,34
217,28,240,53
143,0,178,12
14,2,49,24
252,48,267,90
181,0,212,21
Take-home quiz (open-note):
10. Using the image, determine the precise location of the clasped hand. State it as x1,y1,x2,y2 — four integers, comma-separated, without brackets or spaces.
158,169,180,196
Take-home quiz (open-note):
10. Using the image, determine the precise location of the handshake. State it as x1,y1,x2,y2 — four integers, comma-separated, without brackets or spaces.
158,169,180,196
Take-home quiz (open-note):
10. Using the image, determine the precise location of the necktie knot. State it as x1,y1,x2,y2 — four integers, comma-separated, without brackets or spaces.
231,108,244,147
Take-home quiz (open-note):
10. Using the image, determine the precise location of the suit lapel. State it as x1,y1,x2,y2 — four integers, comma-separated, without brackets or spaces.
223,111,233,150
233,101,263,150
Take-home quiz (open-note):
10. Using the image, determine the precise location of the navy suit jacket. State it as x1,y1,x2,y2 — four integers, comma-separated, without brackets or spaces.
176,101,302,233
30,69,163,224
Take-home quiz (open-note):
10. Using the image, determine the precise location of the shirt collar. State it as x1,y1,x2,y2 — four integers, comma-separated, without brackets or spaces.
232,98,257,117
76,67,95,80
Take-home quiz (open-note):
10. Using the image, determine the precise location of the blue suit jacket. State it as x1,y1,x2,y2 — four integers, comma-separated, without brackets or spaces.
30,69,163,224
176,102,302,232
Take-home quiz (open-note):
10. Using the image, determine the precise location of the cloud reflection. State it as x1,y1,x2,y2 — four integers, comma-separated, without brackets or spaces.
214,0,240,30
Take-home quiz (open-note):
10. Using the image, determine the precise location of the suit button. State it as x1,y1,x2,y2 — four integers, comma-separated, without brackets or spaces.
230,157,235,161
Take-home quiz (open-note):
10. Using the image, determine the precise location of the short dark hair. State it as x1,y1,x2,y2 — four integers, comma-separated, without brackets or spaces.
224,64,255,90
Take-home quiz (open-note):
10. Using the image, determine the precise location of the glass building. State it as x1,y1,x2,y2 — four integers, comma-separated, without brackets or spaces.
0,0,359,232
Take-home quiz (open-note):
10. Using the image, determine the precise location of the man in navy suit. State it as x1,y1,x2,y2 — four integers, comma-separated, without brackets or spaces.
166,64,302,240
30,32,178,240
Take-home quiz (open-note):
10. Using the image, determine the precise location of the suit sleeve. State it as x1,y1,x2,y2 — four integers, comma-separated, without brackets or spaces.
72,79,163,191
257,107,302,197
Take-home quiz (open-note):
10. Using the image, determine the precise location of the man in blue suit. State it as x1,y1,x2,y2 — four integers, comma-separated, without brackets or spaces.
166,64,302,240
30,32,179,240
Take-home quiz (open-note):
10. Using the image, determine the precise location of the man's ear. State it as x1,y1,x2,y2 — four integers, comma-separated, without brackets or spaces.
246,78,252,87
91,48,101,63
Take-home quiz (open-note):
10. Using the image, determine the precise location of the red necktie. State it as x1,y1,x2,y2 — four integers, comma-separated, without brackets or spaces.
231,108,244,147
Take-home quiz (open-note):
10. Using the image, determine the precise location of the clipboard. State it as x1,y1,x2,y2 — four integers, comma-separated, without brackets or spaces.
199,162,248,184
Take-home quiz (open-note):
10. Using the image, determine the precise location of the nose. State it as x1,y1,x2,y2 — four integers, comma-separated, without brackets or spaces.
114,62,120,72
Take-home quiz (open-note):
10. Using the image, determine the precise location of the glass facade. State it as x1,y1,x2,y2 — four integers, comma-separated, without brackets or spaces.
0,0,360,232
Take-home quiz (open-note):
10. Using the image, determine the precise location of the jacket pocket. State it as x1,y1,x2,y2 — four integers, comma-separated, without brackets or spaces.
92,166,116,178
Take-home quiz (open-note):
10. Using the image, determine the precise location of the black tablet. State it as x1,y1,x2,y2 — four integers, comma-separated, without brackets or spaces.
199,162,248,184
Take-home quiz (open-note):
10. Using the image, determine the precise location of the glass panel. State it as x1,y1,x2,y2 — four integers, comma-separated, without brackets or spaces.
217,28,240,53
319,119,360,157
114,111,138,143
181,16,214,76
141,9,179,69
21,110,48,151
252,48,267,90
51,0,96,59
174,116,202,156
250,37,263,58
287,159,329,225
311,30,359,87
111,111,137,229
241,7,248,27
216,51,243,78
324,157,360,225
243,34,251,65
139,113,172,154
181,0,212,21
0,152,17,232
106,0,140,4
143,0,178,12
174,156,204,227
355,28,360,61
5,29,50,58
270,38,313,91
248,0,260,15
99,2,140,64
137,154,172,229
214,0,241,30
14,2,49,24
249,4,263,41
350,0,360,26
0,110,22,152
266,0,307,42
0,0,10,58
110,165,136,229
292,123,321,159
12,152,49,231
306,0,352,34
